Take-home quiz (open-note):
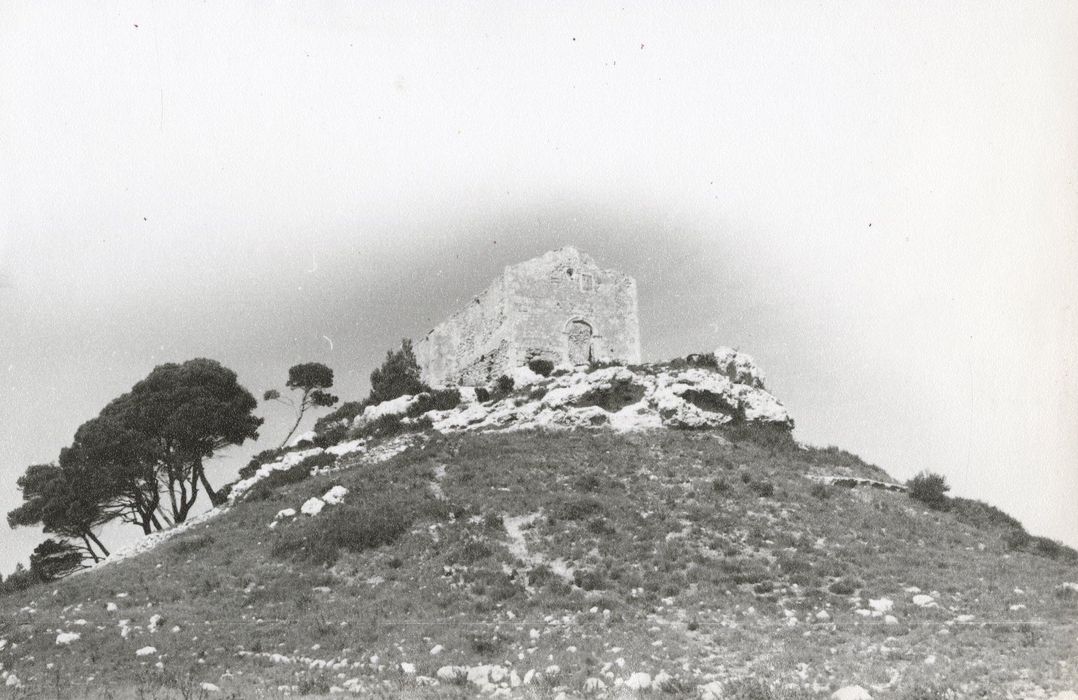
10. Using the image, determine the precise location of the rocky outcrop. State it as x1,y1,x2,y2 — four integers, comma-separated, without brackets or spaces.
351,348,792,435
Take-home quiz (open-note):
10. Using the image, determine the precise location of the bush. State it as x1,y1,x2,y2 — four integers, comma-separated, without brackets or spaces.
474,387,491,402
368,339,429,404
29,539,84,580
1004,529,1031,551
950,497,1023,531
574,474,602,492
314,400,368,434
272,499,415,566
528,358,554,377
491,375,515,400
810,483,832,499
907,471,950,510
240,448,285,479
0,564,42,596
556,495,605,521
573,568,606,591
1033,536,1076,561
404,389,461,418
313,423,349,449
749,480,775,498
712,478,731,494
720,421,796,450
828,577,861,595
575,377,646,412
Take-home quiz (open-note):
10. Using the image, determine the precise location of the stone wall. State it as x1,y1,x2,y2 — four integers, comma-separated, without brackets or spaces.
416,247,641,386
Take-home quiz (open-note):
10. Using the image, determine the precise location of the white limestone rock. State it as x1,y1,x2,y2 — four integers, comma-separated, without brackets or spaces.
832,686,872,700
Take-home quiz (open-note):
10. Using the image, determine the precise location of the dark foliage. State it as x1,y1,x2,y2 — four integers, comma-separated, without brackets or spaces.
240,449,285,479
265,362,339,448
404,389,461,418
574,376,646,412
555,495,605,521
368,339,428,404
907,471,951,510
29,539,84,581
313,400,368,434
527,358,555,377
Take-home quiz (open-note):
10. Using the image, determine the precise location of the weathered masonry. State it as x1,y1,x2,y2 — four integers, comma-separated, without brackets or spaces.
415,247,641,386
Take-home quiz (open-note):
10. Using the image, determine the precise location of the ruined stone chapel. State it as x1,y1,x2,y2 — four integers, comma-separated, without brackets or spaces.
415,247,641,386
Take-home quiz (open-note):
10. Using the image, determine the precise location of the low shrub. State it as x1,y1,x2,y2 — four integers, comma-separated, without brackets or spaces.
574,474,602,492
575,377,646,412
527,358,554,377
170,534,215,558
950,497,1023,531
528,564,557,587
750,480,775,498
313,423,349,449
907,471,950,510
810,483,832,499
1004,529,1031,551
313,400,368,434
573,568,606,591
405,389,461,418
828,577,861,595
685,352,719,369
272,498,416,566
1033,536,1076,561
720,421,797,450
556,495,605,521
494,374,515,397
451,538,494,565
712,478,732,494
587,517,616,535
474,387,491,402
239,448,285,479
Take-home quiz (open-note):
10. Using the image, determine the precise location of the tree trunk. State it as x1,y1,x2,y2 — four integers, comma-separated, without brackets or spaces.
80,534,101,563
86,530,110,557
195,461,224,506
278,390,311,448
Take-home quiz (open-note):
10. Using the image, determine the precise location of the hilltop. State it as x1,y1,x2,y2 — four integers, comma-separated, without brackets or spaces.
1,356,1076,699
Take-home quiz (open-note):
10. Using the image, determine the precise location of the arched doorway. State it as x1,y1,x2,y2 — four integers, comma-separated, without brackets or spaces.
566,320,593,365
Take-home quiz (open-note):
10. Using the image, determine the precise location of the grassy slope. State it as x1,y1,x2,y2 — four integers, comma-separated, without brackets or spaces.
0,429,1075,699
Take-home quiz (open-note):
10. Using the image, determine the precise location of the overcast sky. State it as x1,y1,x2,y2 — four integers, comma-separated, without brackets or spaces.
1,2,1076,573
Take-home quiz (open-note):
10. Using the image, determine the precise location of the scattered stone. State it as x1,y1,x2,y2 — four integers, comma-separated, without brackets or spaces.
400,662,416,675
300,498,326,516
55,631,81,645
832,685,872,700
106,602,118,613
322,485,348,505
584,677,608,692
911,594,937,608
135,646,157,657
429,644,444,656
884,615,899,626
625,672,652,690
200,682,221,692
868,598,893,614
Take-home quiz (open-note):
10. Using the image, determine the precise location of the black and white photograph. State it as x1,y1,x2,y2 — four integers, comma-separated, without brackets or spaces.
1,2,1076,698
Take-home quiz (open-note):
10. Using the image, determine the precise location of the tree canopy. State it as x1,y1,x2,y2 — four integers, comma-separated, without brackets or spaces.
368,339,427,404
264,362,339,447
7,358,262,572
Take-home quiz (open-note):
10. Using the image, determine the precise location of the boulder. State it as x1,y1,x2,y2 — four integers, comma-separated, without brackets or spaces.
832,686,872,700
